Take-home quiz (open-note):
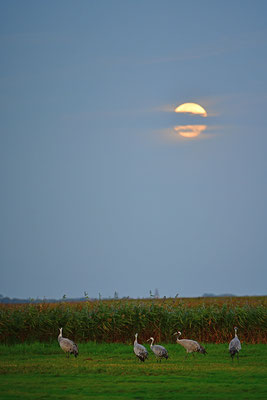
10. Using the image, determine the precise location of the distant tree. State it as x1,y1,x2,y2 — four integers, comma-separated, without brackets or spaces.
114,291,119,299
84,291,90,300
154,288,160,298
202,293,236,297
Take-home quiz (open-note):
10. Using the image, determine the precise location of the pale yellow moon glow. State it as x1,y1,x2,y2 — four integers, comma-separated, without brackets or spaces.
175,103,207,117
174,125,207,138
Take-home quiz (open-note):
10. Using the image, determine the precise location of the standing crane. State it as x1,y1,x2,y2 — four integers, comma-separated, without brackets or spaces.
229,327,241,361
133,333,148,362
147,337,168,362
173,331,207,357
58,328,78,358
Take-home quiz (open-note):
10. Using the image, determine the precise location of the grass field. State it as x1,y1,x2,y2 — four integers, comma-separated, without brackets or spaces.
0,342,266,399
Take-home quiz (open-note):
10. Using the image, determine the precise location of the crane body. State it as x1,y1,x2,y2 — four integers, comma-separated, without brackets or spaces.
58,328,78,358
174,331,207,356
229,327,241,361
134,333,148,362
147,337,168,362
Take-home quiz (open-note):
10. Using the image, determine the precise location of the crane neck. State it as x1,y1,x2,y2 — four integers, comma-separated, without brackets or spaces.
150,338,154,347
58,329,63,341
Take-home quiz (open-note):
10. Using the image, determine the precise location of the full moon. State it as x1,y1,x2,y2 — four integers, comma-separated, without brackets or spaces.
175,102,207,117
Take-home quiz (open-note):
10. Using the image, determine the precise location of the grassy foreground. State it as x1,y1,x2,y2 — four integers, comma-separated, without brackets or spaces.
0,342,267,399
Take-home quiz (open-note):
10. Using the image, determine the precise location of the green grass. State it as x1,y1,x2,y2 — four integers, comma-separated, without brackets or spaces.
0,342,266,399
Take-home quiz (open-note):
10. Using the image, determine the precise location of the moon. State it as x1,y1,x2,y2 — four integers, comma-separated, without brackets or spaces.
174,125,207,138
175,102,207,117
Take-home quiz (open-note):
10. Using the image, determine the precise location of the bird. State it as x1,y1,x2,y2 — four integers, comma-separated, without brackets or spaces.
229,327,241,361
58,327,78,358
147,337,168,362
133,333,148,362
173,331,207,357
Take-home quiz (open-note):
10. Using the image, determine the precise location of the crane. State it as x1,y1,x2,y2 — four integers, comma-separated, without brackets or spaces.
229,327,241,361
147,337,168,362
173,331,207,357
58,327,78,358
133,333,148,362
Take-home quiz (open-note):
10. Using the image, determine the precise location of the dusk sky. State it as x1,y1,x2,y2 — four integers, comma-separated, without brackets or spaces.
1,0,267,299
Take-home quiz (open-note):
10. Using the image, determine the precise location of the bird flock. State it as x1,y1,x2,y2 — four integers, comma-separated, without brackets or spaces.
58,327,241,362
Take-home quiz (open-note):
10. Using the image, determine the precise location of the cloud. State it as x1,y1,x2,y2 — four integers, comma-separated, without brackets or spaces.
151,104,176,113
154,124,221,143
174,125,207,138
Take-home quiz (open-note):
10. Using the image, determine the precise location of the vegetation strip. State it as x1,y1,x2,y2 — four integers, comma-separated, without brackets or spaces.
0,297,266,344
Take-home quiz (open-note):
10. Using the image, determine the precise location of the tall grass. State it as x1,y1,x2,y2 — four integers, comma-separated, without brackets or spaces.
0,297,266,344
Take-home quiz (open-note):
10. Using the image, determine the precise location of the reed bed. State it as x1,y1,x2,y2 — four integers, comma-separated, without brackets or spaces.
0,296,266,344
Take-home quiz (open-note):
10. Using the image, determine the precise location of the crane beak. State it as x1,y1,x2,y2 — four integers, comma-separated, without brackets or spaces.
173,332,178,335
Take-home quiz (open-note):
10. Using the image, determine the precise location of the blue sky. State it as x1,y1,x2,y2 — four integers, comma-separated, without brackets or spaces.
1,0,267,299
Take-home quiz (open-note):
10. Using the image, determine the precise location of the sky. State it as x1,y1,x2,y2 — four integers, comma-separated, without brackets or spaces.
1,0,267,299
